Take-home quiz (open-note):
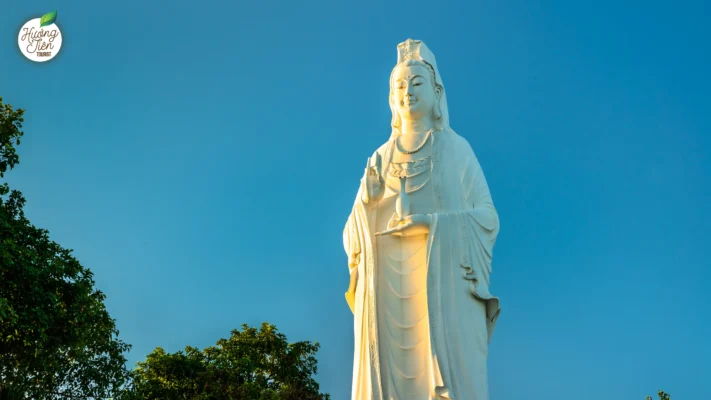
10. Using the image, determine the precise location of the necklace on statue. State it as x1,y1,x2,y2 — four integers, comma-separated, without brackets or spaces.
396,128,434,155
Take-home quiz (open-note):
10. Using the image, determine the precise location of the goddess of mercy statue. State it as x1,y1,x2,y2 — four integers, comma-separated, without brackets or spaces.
342,39,502,400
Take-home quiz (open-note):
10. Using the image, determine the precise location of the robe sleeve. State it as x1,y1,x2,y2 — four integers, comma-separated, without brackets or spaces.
343,201,362,314
458,138,499,287
344,156,374,315
449,136,501,333
343,144,391,313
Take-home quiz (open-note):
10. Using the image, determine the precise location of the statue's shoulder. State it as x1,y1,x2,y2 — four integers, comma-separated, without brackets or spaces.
443,131,477,160
371,140,391,158
450,131,474,150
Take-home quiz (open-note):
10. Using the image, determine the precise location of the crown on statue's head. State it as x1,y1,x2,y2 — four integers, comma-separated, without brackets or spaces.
395,39,441,85
397,38,422,62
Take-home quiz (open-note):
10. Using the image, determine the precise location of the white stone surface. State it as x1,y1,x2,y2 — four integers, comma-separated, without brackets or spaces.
343,39,501,400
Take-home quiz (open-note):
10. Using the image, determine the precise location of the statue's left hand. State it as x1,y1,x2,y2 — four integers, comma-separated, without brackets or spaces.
375,214,432,237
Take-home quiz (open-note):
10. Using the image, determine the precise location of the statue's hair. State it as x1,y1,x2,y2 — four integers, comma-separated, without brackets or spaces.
389,59,444,131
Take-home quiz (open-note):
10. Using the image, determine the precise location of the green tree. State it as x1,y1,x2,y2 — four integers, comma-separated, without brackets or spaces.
647,390,671,400
0,96,131,399
126,322,330,400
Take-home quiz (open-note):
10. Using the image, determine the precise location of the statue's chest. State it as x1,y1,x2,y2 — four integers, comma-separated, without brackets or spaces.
385,155,432,195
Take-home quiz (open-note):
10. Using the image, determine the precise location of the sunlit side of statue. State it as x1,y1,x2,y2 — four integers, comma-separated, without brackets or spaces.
343,39,501,400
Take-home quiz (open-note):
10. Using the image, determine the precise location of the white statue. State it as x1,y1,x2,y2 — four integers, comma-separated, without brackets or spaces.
343,39,501,400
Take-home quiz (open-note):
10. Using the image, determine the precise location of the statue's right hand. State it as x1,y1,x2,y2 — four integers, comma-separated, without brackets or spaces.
361,153,384,204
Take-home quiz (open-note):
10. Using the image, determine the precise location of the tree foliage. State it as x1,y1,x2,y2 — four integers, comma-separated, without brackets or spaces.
0,99,23,179
0,96,131,399
647,390,671,400
125,322,330,400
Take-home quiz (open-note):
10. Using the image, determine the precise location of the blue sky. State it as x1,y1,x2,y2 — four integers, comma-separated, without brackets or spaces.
2,0,710,399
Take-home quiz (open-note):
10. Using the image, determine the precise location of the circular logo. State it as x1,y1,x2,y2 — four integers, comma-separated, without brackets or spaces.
18,12,62,63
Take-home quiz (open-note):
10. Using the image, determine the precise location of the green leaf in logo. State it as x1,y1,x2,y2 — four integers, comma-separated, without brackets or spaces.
39,10,57,27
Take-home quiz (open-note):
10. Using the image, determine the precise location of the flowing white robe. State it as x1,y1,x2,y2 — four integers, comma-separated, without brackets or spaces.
344,130,501,400
375,143,435,399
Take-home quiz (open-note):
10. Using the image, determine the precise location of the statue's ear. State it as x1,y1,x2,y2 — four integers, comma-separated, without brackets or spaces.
391,99,401,128
434,86,443,120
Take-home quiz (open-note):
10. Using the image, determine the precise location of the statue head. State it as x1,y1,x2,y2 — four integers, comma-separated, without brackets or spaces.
390,60,443,128
389,39,448,133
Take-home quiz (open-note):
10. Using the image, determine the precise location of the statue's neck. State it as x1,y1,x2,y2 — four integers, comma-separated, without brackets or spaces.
399,117,434,137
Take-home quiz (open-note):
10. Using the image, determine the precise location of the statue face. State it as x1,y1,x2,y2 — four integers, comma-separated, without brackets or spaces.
392,63,439,122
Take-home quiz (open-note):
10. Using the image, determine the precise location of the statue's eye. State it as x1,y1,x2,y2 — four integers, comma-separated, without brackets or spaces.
413,82,422,86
